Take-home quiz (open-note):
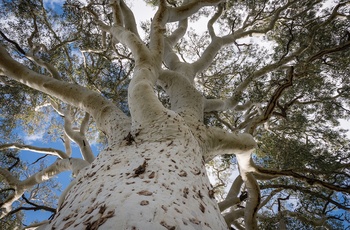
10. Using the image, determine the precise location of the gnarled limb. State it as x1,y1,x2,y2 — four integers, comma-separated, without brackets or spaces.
0,143,68,159
200,124,259,229
167,0,224,22
0,46,130,143
223,209,244,229
120,0,140,38
207,3,224,39
218,175,243,212
192,1,296,75
246,67,294,134
203,127,256,162
7,194,56,217
166,19,188,47
63,107,95,163
241,172,260,230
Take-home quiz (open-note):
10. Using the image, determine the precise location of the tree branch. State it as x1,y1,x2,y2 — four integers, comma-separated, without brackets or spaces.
120,0,140,38
167,0,224,22
246,66,294,134
260,184,350,211
0,46,130,143
63,107,94,163
256,166,350,193
0,158,89,218
0,143,68,159
0,30,26,55
218,175,243,212
158,70,204,120
204,127,257,162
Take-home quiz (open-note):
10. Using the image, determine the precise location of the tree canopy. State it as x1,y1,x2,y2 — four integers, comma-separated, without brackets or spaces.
0,0,349,229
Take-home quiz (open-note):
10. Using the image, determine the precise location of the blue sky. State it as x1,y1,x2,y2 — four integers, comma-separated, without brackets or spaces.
2,0,349,228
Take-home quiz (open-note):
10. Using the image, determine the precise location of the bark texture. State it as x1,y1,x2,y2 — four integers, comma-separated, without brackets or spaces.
41,116,230,229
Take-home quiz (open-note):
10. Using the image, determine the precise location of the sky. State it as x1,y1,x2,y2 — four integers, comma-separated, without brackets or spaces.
2,0,350,228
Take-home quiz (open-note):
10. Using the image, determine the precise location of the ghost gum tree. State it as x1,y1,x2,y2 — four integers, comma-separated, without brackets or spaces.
0,0,350,229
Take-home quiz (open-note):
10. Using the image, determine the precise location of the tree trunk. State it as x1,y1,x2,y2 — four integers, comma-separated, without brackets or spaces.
41,121,229,230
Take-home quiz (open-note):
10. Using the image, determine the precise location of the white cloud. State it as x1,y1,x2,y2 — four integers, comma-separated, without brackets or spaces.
23,130,46,144
43,0,65,9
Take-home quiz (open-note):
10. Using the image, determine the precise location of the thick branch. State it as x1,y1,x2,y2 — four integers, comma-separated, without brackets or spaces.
218,175,243,212
223,209,244,228
204,127,257,162
207,4,223,38
167,0,224,22
22,158,89,187
192,1,295,75
166,19,188,47
306,40,350,63
242,172,260,230
0,143,68,159
0,30,25,54
0,46,130,143
149,0,167,65
63,109,94,163
158,70,204,120
120,0,140,38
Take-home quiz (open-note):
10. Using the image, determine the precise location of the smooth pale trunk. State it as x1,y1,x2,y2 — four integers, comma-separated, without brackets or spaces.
42,130,228,229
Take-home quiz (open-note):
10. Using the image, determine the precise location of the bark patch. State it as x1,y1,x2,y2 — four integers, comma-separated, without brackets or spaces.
197,190,203,199
189,218,201,225
148,171,155,179
133,160,147,177
183,187,189,198
85,207,94,214
84,210,115,230
140,200,149,206
99,204,107,214
208,189,215,199
63,220,75,228
199,203,205,213
123,132,135,145
137,190,153,196
191,167,201,175
160,221,176,230
178,170,187,177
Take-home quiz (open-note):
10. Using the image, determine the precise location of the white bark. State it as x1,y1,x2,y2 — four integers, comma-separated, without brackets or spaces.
63,109,95,163
0,46,130,144
218,176,243,212
0,143,68,159
40,134,229,229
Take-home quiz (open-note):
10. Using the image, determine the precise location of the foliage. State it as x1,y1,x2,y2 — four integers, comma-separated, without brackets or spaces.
0,0,349,229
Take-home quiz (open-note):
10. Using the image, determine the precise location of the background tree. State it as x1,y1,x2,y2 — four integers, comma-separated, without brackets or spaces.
0,0,349,229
